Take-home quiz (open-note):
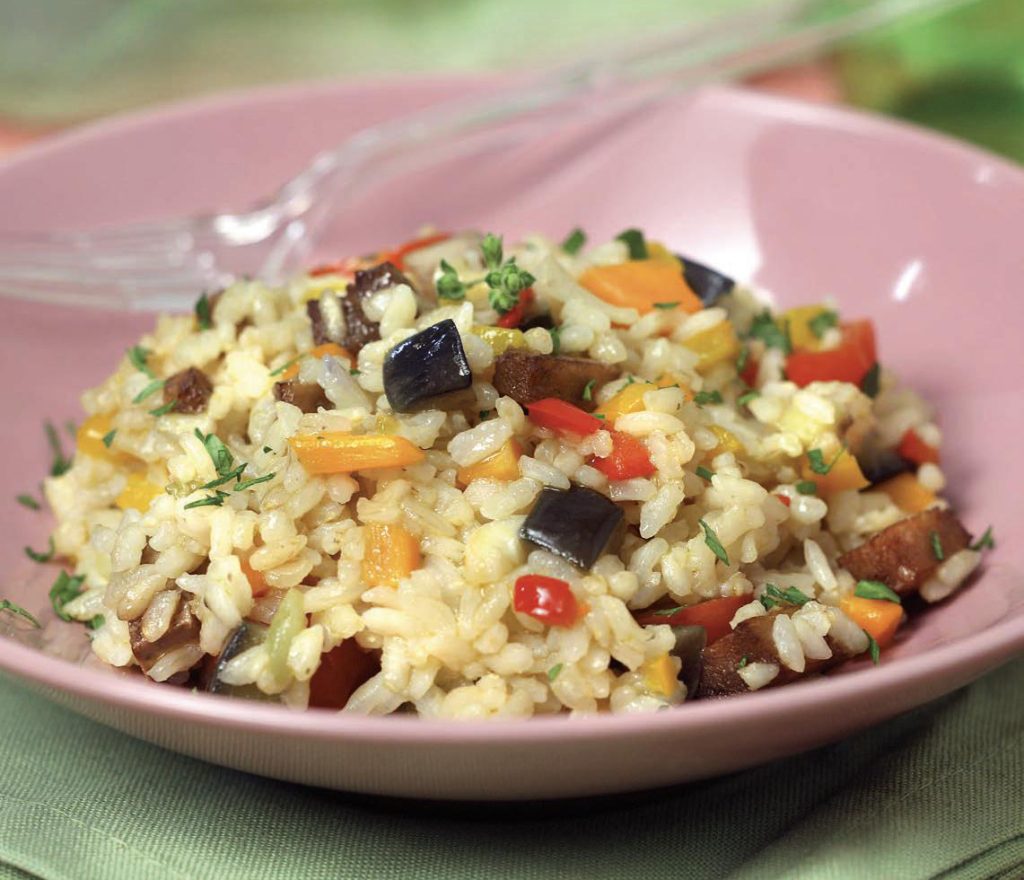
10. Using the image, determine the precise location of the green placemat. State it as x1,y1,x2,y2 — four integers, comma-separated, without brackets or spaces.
1,659,1021,880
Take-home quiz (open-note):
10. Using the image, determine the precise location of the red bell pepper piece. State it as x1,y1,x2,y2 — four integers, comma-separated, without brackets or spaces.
383,232,451,271
775,494,791,507
496,287,535,328
634,595,749,644
785,319,877,388
514,575,580,627
897,428,940,465
740,354,759,387
590,432,655,480
308,256,365,278
526,398,603,436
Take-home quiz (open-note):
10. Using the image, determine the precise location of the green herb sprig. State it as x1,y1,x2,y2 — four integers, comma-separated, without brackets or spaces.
24,538,55,564
0,599,40,628
615,228,648,260
854,580,901,603
698,518,730,566
50,571,86,622
561,228,586,255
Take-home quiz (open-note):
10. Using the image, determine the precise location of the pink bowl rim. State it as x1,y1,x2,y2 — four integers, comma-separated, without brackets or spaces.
1,76,1023,745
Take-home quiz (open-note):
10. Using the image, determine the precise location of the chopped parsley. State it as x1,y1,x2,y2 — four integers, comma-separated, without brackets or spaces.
16,494,41,511
748,310,792,355
485,260,535,314
865,631,881,664
262,446,274,454
183,491,229,510
615,228,648,260
548,326,561,355
696,466,715,482
87,615,105,630
561,228,586,255
127,345,155,378
929,530,945,561
148,399,178,417
49,570,85,622
581,379,596,402
132,379,165,404
760,584,810,609
652,606,683,617
861,362,881,398
478,410,492,421
235,473,276,492
24,538,55,564
547,663,564,682
194,428,235,477
350,368,361,376
736,655,749,670
698,518,730,566
593,413,606,420
693,390,723,406
854,580,901,603
653,301,679,310
807,446,845,476
195,291,213,330
737,390,759,407
199,464,246,491
0,599,40,628
808,309,838,339
970,526,995,551
269,354,303,377
102,429,117,448
45,422,73,477
795,480,818,495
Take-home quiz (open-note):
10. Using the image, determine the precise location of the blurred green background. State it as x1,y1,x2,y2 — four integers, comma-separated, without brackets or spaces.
1,0,1022,163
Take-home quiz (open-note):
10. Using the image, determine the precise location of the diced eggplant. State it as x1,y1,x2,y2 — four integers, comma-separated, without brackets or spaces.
520,313,555,332
341,261,415,354
383,318,473,413
308,638,380,710
838,508,971,595
697,609,859,697
519,486,624,569
671,624,706,699
307,290,346,347
492,350,620,412
128,597,201,674
162,367,213,414
857,448,915,486
675,254,735,306
200,620,277,701
273,380,330,413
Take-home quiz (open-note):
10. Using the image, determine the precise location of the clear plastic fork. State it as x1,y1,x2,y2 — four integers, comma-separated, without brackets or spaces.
0,0,965,312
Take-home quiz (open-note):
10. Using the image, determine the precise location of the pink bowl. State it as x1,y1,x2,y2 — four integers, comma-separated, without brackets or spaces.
1,77,1022,800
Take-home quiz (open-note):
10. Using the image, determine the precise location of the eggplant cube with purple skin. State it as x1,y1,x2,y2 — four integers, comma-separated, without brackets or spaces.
383,319,473,413
519,486,625,569
676,254,735,306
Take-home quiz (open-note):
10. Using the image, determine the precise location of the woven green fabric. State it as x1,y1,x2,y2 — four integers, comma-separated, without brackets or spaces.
0,661,1021,880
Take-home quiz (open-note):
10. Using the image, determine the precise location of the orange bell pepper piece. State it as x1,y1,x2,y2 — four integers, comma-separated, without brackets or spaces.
840,594,903,648
362,522,421,587
876,472,936,513
290,432,425,474
456,439,523,486
578,261,702,315
801,448,869,496
280,342,353,381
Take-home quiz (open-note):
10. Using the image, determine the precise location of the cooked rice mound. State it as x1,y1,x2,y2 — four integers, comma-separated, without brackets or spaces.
45,230,980,718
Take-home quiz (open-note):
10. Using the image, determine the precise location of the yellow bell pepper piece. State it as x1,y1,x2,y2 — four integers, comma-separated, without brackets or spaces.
362,522,422,588
642,653,679,697
785,305,832,352
578,261,702,315
709,425,744,457
456,439,523,486
116,473,163,512
646,242,683,269
471,325,527,355
683,321,741,371
290,432,425,474
280,342,352,381
840,594,903,649
300,276,351,304
876,472,936,513
76,414,129,464
801,448,870,496
594,382,656,423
